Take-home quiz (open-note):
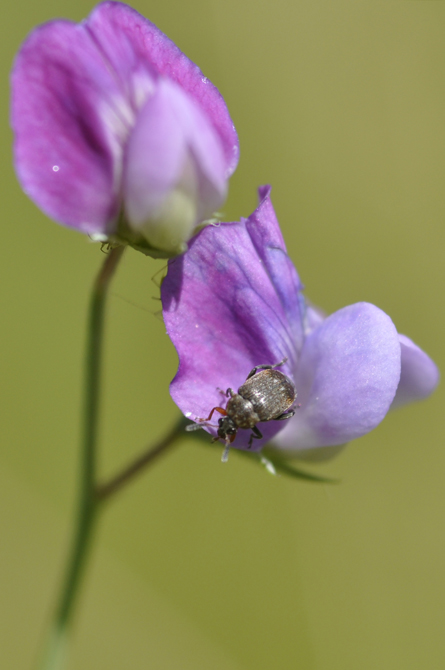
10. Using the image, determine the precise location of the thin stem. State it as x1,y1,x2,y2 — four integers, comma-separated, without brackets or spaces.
39,245,125,670
96,415,188,502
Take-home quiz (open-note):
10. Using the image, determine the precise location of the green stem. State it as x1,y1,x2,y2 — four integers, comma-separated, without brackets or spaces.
39,245,125,670
96,415,188,502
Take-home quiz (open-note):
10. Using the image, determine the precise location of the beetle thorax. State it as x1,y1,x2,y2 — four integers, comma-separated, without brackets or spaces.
227,394,260,429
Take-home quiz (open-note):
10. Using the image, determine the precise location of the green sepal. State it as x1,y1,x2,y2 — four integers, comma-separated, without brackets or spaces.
184,421,339,483
234,448,339,484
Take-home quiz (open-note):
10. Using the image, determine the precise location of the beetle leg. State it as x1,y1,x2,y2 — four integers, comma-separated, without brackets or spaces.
248,425,263,449
246,357,288,379
275,409,295,421
205,406,227,421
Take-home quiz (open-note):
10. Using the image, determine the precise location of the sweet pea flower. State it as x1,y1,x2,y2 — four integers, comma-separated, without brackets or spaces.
11,1,238,256
162,186,439,459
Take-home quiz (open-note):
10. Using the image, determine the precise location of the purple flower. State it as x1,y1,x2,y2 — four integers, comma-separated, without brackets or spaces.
11,1,238,256
161,186,439,458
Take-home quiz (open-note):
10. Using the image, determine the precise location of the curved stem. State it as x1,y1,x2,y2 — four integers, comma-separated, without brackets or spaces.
96,415,188,502
39,245,125,670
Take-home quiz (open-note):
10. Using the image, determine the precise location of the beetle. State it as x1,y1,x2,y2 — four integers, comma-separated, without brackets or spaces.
186,358,297,461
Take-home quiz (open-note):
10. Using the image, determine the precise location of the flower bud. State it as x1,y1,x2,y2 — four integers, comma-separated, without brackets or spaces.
11,1,238,257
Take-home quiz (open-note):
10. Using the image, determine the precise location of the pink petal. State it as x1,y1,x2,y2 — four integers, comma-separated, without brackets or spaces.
391,334,439,409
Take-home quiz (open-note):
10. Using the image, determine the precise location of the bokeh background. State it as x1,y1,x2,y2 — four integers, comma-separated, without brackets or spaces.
1,1,444,668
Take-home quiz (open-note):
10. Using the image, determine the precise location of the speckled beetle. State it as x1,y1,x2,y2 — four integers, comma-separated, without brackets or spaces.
186,358,297,461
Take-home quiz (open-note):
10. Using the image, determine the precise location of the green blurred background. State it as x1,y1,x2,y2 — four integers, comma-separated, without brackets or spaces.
1,1,444,668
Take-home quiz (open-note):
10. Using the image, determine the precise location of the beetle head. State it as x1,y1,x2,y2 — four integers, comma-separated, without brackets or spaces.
217,416,237,442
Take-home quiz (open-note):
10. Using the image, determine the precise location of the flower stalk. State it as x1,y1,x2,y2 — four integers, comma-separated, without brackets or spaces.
38,245,125,669
96,415,188,502
38,245,193,670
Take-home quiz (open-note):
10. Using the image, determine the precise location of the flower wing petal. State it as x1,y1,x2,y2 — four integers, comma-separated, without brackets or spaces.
390,334,439,409
124,78,226,238
123,81,187,227
273,302,401,451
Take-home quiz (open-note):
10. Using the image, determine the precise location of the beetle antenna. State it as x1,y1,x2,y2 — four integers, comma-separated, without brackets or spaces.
185,420,218,432
185,422,205,432
221,440,230,463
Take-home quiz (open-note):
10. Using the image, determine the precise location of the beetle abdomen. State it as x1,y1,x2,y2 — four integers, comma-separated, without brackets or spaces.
238,369,296,422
